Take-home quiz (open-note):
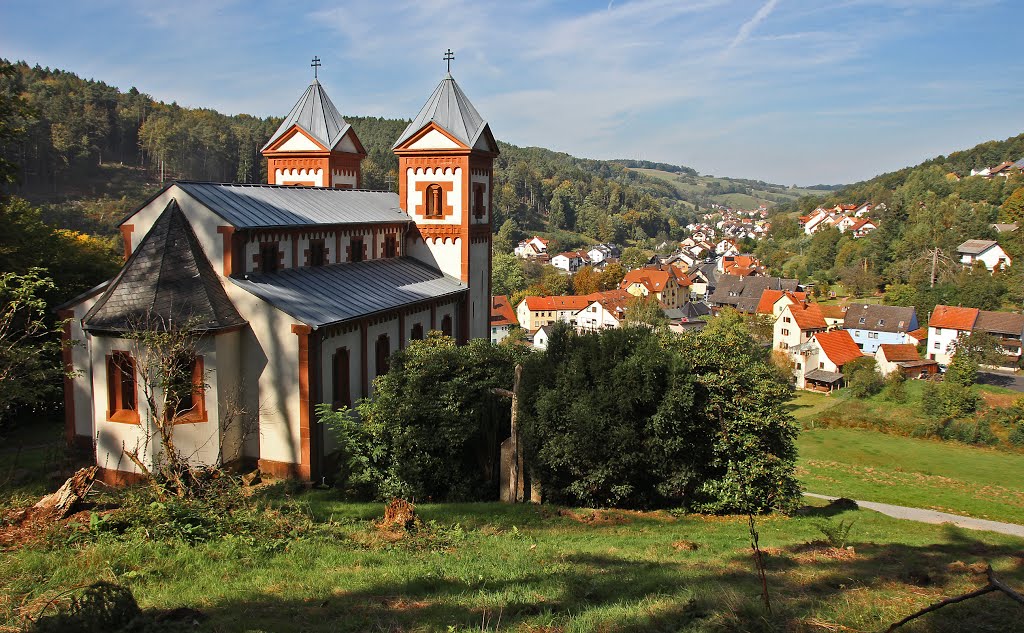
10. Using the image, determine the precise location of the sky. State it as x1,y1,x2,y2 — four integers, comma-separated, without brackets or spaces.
2,0,1021,186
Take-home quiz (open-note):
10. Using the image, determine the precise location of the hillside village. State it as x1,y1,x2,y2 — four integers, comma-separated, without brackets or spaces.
497,171,1022,391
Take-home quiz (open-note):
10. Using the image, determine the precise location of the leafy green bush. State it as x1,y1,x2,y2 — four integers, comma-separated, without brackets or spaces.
880,371,907,403
813,518,856,548
319,335,529,502
519,312,801,513
842,357,883,398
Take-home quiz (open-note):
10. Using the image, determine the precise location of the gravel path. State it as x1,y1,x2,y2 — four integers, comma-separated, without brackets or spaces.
804,493,1024,538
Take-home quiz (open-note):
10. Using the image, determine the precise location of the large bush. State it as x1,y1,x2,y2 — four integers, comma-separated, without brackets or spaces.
519,312,801,513
318,335,528,502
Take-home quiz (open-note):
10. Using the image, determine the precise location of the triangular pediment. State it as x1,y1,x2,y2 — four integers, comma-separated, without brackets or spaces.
265,125,330,153
332,126,367,156
471,123,498,154
396,122,469,152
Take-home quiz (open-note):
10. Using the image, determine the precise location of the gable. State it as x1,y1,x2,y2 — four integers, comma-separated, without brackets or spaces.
265,125,329,153
334,128,362,153
408,127,463,150
472,124,498,153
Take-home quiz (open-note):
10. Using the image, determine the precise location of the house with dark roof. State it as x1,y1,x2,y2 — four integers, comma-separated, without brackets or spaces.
973,310,1024,367
58,70,497,484
957,239,1012,271
842,304,918,354
708,275,800,314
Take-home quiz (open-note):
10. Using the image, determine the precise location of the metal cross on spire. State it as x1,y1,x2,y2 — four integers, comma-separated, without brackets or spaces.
443,49,454,73
311,56,321,80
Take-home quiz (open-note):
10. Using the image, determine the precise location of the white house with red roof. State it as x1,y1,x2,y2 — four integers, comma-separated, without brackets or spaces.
798,330,865,391
514,236,549,259
490,295,519,344
926,305,979,365
573,290,633,332
620,265,688,309
551,250,588,273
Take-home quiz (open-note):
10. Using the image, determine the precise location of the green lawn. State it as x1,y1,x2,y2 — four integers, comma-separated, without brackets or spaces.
798,427,1024,524
3,492,1023,632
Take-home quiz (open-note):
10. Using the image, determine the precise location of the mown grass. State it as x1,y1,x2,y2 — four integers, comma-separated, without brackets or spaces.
798,427,1024,524
3,490,1023,633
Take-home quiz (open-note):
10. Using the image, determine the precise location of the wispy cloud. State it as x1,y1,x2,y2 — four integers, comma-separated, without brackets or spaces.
726,0,780,53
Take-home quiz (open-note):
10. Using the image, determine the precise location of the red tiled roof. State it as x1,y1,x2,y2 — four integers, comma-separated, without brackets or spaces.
817,304,847,320
757,290,807,315
620,266,687,293
877,344,919,362
790,303,827,330
928,305,979,330
491,295,518,327
907,327,928,342
522,295,593,311
815,330,864,367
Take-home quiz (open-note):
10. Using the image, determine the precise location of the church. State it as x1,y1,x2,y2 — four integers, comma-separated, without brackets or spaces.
58,64,498,483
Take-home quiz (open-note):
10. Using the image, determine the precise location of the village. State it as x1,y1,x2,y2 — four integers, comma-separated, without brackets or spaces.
500,197,1021,396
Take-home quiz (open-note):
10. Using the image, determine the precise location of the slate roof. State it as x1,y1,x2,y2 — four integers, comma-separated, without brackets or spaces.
843,304,916,333
262,80,354,152
174,182,409,228
394,73,492,149
974,310,1024,338
229,257,466,329
708,276,799,309
804,369,844,384
84,200,246,334
929,305,978,330
814,330,864,367
664,302,711,321
958,239,999,255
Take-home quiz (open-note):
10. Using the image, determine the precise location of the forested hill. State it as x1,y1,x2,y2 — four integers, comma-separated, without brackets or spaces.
781,132,1024,216
0,59,699,251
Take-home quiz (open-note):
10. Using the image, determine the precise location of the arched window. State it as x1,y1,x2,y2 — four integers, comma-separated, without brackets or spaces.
411,323,424,341
441,314,453,337
375,334,391,376
425,184,444,218
332,348,351,408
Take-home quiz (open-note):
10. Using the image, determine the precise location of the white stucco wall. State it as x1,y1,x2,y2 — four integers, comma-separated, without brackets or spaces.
122,185,227,275
275,167,325,187
223,282,302,467
470,239,490,339
927,326,964,365
405,167,463,225
408,129,460,150
90,335,223,475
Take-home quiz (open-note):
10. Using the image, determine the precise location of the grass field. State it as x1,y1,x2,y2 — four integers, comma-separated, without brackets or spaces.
4,417,1024,631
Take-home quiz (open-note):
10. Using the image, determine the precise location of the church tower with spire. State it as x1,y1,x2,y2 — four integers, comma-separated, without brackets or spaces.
394,68,498,341
261,74,366,188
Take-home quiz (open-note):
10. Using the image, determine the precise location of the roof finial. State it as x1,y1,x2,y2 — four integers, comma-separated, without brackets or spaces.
311,56,321,80
443,48,454,73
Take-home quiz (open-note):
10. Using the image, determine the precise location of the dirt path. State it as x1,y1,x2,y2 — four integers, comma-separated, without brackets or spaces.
804,493,1024,538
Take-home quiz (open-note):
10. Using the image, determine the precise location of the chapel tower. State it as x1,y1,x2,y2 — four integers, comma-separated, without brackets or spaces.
261,75,366,188
394,70,498,341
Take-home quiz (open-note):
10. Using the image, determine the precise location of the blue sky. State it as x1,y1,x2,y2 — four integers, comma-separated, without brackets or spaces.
2,0,1021,186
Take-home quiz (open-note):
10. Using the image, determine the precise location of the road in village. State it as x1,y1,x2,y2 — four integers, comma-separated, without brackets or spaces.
976,369,1024,393
804,493,1024,538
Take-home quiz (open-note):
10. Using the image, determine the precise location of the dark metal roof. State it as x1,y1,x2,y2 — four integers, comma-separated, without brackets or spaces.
393,73,491,149
957,239,999,255
83,200,246,334
176,182,409,228
843,304,917,333
708,275,799,307
804,369,843,384
262,79,353,151
229,257,466,328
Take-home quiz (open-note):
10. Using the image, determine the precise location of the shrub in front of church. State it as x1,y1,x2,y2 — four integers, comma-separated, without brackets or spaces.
518,312,801,513
319,335,530,502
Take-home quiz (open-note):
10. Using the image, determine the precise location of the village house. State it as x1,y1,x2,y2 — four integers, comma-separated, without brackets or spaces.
842,304,918,354
874,344,939,379
709,275,800,314
515,295,593,331
620,265,689,309
817,304,848,330
490,295,518,344
756,289,808,319
796,330,864,391
514,235,548,259
572,290,634,332
531,324,554,350
718,254,764,277
973,310,1024,368
957,239,1013,271
550,250,587,273
926,305,979,365
58,70,498,483
586,243,620,265
774,303,827,352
